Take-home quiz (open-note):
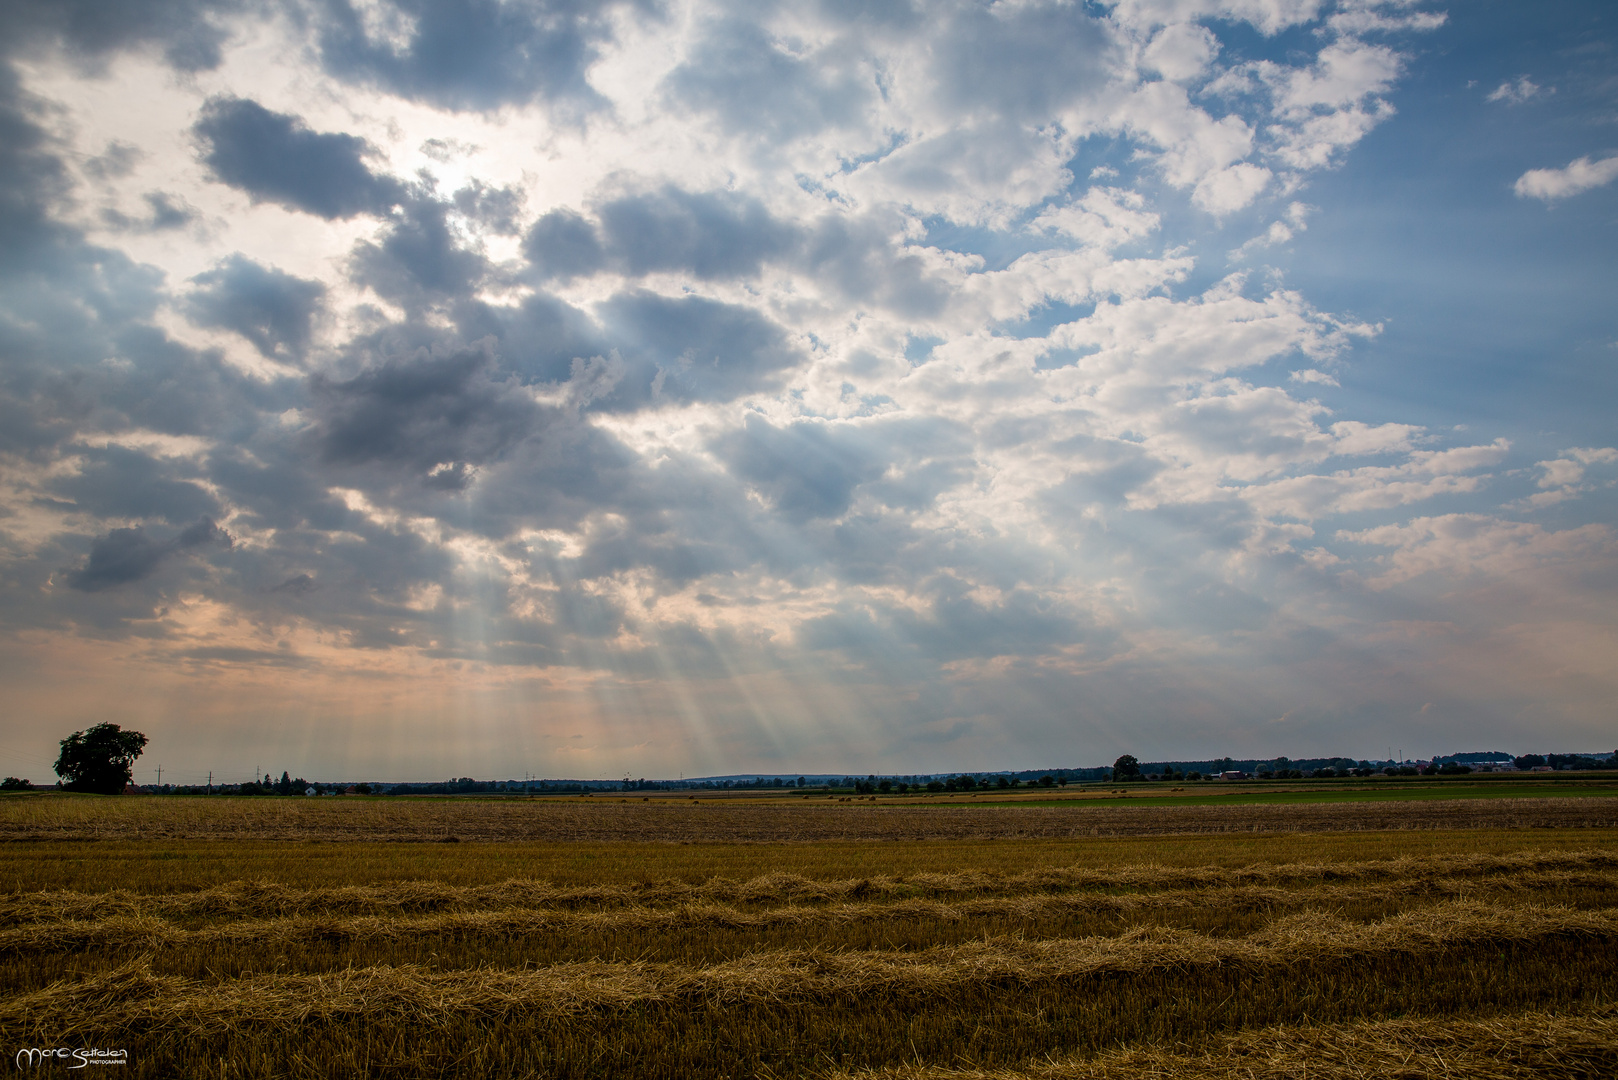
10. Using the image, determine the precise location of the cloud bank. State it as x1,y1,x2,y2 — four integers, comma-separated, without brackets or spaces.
0,0,1613,782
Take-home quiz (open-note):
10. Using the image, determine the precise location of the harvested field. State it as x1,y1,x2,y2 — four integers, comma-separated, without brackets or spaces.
832,1010,1618,1080
1,802,1615,1077
4,792,1617,843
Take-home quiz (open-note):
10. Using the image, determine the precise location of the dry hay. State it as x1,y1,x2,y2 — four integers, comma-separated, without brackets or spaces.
5,868,1617,958
3,900,1614,1038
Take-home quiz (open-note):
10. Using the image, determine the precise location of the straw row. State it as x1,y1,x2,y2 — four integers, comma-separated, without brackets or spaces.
5,871,1617,957
3,900,1613,1038
8,848,1614,924
830,1008,1618,1080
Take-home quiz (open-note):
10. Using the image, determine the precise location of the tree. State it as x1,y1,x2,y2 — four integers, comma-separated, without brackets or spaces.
1113,754,1141,780
54,723,148,794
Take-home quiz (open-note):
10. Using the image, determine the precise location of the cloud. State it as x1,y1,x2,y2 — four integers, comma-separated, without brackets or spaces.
0,0,242,71
49,445,222,525
922,1,1113,124
101,192,201,233
349,197,487,302
1032,186,1160,249
1486,76,1549,105
310,343,540,482
1230,201,1309,259
1337,514,1616,589
666,16,875,142
528,187,801,283
1519,447,1618,508
1108,0,1326,38
62,517,232,592
193,97,406,219
1141,23,1219,83
1514,155,1618,202
186,255,326,360
1193,162,1272,213
2,0,1612,776
312,0,627,112
594,291,804,407
451,180,525,235
715,416,884,522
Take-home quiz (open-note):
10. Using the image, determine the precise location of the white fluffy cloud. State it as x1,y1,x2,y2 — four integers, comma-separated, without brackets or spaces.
1514,155,1618,201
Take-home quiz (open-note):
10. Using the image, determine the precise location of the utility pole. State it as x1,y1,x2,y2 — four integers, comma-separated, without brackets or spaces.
207,770,212,794
156,765,162,787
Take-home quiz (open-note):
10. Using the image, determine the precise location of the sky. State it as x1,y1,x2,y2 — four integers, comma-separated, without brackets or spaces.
0,0,1614,786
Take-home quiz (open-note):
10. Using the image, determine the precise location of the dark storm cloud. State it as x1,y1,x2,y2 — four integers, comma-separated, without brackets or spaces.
187,255,326,359
716,415,884,521
312,0,633,112
62,517,232,592
311,342,540,481
193,98,406,219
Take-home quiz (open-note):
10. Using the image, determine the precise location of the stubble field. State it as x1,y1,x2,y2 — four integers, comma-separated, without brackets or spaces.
2,790,1616,1078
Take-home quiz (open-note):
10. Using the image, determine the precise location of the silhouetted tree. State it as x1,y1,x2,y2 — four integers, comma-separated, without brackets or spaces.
1113,754,1141,780
54,723,148,794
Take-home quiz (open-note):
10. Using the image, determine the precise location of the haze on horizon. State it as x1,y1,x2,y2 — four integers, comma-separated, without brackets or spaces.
0,0,1613,787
